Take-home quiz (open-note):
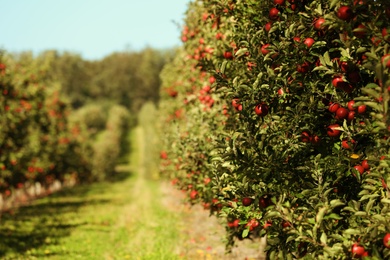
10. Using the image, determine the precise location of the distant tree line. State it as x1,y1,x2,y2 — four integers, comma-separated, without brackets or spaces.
9,47,174,114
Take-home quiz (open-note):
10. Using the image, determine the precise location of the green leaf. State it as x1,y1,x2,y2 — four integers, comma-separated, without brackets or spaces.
234,48,248,58
354,211,368,216
344,229,361,235
320,232,328,245
381,198,390,204
220,60,228,74
312,66,329,72
372,214,387,222
366,199,376,213
330,199,344,208
242,228,249,238
323,213,342,220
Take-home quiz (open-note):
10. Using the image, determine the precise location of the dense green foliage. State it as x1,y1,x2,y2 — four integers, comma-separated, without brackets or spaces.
159,0,390,258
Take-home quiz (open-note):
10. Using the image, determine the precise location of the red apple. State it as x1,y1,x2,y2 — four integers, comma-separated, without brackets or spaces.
383,233,390,248
314,18,326,31
261,44,271,55
351,243,365,258
242,197,253,206
347,100,356,111
293,36,301,42
337,6,353,21
336,107,349,120
304,37,315,48
341,138,356,149
301,131,312,143
265,22,272,32
190,190,198,200
274,0,285,5
255,103,269,117
311,135,321,145
347,111,356,121
329,103,340,113
357,105,366,114
353,165,365,175
361,160,370,171
327,124,341,137
224,51,233,59
269,8,280,20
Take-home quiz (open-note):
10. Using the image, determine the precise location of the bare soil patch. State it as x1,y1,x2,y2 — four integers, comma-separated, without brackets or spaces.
160,181,266,260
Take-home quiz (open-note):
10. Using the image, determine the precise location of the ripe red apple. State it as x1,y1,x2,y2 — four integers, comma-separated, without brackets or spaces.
293,36,301,42
209,76,216,84
190,190,198,200
228,219,240,228
329,103,340,113
327,124,341,137
351,243,366,258
340,61,349,72
255,103,269,117
259,196,272,209
341,138,356,149
332,76,345,88
361,160,370,171
263,220,272,229
215,32,223,40
383,233,390,248
382,28,389,40
347,100,356,111
304,37,315,48
314,18,326,30
233,219,240,227
332,76,353,92
357,105,366,114
274,0,285,5
282,220,292,228
261,44,271,55
297,61,310,73
242,197,253,206
246,218,259,231
335,107,349,120
232,98,240,108
160,151,168,159
301,131,312,143
311,135,321,145
224,51,233,59
269,7,280,20
353,165,365,175
337,6,353,21
265,22,272,32
347,111,356,121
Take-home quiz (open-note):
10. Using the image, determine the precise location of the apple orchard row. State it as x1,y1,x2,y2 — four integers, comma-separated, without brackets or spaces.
159,0,390,258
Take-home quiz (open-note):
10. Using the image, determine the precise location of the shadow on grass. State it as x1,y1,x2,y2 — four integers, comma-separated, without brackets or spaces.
0,168,133,258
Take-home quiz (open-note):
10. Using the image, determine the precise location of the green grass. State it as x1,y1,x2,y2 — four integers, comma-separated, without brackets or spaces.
0,126,182,260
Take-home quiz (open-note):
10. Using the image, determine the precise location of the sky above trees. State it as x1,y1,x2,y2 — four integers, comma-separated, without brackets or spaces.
0,0,190,60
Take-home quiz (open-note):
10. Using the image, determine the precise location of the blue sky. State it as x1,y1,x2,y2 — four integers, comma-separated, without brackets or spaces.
0,0,190,60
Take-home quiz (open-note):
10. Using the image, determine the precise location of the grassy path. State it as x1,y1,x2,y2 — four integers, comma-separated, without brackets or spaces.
0,126,182,260
0,123,264,260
